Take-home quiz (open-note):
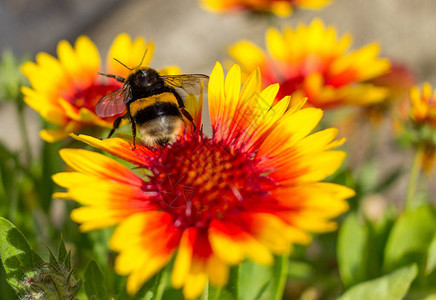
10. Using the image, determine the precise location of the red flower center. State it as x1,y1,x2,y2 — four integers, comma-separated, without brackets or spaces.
64,82,121,113
277,75,305,100
148,135,276,230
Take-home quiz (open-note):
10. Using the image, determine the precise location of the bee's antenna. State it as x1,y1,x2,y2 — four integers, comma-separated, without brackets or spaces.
137,49,148,68
113,58,132,71
98,72,125,83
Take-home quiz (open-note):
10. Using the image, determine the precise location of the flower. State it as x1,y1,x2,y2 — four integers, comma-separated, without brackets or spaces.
53,62,354,298
406,83,436,173
364,62,415,125
229,19,391,109
200,0,332,17
410,83,436,127
19,245,80,300
21,33,154,142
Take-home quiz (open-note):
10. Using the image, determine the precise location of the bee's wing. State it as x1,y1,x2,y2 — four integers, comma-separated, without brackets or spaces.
95,87,127,117
162,74,209,98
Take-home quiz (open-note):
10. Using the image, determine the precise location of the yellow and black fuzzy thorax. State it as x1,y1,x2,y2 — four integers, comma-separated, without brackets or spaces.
126,68,184,146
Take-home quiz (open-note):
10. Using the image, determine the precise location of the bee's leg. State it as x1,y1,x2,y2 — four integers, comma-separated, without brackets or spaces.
107,114,126,139
126,105,137,149
180,107,196,132
131,123,137,149
174,92,197,132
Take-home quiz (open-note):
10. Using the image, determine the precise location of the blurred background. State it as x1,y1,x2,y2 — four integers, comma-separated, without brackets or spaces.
1,1,436,299
1,0,435,201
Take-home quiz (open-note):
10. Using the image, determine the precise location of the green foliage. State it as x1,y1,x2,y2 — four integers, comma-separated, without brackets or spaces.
384,205,436,278
0,217,35,292
337,212,368,287
426,236,436,276
336,204,436,298
237,256,288,300
0,218,80,299
338,264,418,300
365,209,396,279
0,50,27,102
84,260,109,300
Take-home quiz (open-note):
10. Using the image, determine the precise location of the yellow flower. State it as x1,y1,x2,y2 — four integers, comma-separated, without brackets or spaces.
53,62,354,299
364,62,415,125
200,0,332,17
229,19,391,109
410,83,436,127
407,83,436,173
21,33,153,142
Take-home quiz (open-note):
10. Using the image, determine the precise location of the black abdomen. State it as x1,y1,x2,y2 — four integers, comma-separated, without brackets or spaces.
133,101,182,125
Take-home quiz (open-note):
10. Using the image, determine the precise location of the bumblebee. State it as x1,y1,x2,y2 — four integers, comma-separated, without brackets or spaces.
96,59,208,148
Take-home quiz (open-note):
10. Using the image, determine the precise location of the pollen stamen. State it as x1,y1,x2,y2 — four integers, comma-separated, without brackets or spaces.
149,135,274,229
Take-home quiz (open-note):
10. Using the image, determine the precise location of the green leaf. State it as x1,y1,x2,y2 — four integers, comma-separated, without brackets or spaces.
84,260,108,300
133,265,172,300
426,236,436,276
365,209,395,279
406,288,436,300
0,217,34,291
384,206,436,274
425,236,436,287
39,139,59,213
211,264,239,300
208,285,236,300
337,264,418,300
0,263,16,300
57,235,67,264
238,256,288,300
160,288,184,300
46,244,60,271
31,249,43,265
65,250,72,271
337,212,368,287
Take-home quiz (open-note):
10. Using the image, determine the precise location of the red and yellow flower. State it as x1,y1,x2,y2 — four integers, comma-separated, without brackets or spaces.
200,0,332,17
229,19,391,109
406,83,436,173
21,33,153,142
364,62,415,125
410,83,436,127
53,62,354,298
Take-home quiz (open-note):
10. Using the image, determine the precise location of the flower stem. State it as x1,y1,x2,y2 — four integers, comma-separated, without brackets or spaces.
200,281,209,300
15,95,32,165
405,146,423,209
213,287,222,300
154,267,166,300
274,255,289,300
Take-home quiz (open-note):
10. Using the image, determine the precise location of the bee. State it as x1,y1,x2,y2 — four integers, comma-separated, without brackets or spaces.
96,56,208,148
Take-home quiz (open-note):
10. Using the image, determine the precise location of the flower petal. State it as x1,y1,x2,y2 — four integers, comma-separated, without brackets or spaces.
110,212,180,294
71,134,155,167
58,148,145,185
107,33,153,78
258,107,323,158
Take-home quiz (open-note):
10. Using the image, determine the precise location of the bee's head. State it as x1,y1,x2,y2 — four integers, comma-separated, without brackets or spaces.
128,67,164,89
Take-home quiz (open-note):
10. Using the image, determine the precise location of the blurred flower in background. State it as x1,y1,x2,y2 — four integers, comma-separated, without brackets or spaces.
400,83,436,173
21,33,153,142
410,83,436,127
229,19,391,110
200,0,332,17
53,62,353,298
364,62,415,125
